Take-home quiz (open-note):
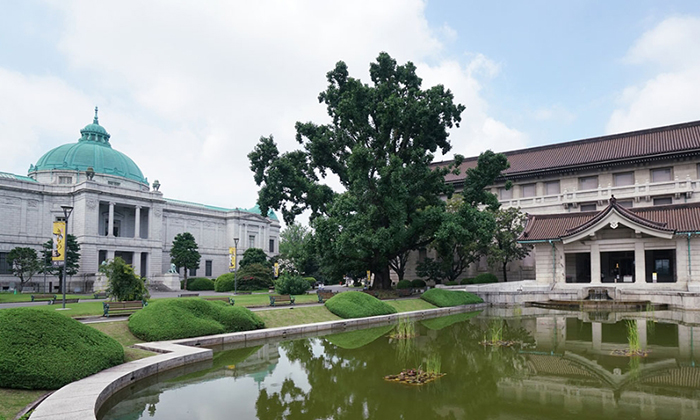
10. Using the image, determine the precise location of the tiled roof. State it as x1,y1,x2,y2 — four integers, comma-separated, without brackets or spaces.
441,120,700,182
0,171,38,183
520,202,700,241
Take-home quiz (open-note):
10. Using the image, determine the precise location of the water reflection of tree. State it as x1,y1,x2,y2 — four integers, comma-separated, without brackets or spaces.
255,318,533,419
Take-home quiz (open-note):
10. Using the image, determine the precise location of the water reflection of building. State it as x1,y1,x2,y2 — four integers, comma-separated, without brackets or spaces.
486,309,700,419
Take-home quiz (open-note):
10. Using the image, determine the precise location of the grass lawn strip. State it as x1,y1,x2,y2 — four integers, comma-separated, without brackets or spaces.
256,306,342,328
0,293,91,303
0,388,47,420
88,321,156,362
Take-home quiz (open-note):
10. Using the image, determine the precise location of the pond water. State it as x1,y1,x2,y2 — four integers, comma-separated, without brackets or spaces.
99,308,700,420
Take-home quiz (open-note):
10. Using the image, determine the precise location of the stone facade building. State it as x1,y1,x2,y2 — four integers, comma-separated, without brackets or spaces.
0,109,280,292
408,120,700,291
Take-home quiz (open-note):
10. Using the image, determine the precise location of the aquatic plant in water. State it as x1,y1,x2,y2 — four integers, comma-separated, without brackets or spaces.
611,319,649,357
390,316,416,339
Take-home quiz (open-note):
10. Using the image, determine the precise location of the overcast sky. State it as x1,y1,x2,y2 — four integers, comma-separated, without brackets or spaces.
2,1,700,222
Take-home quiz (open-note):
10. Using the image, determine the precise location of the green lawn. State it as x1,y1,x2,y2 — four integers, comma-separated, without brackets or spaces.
0,388,47,420
386,299,437,312
256,306,342,328
0,293,90,303
88,321,155,362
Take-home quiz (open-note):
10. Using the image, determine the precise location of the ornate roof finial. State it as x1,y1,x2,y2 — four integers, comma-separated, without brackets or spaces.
93,106,99,124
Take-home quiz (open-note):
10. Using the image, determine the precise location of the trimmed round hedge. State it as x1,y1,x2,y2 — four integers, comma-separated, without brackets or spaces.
411,279,426,288
128,299,265,341
420,288,484,307
0,308,124,390
185,277,216,291
396,280,412,289
324,291,398,319
215,273,236,292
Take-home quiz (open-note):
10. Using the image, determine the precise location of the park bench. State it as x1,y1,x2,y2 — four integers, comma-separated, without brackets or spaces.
49,298,79,305
103,300,147,317
31,294,56,302
397,288,412,298
269,295,295,306
93,292,108,299
178,293,199,297
317,290,336,303
203,296,235,305
236,291,252,295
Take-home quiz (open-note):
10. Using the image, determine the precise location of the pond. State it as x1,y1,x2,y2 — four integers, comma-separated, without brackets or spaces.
99,308,700,420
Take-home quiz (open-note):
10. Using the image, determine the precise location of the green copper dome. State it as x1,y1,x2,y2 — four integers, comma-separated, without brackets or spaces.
31,107,148,185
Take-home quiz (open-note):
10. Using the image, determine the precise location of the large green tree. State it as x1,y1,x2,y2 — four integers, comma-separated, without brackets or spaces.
279,223,317,275
100,256,149,301
170,232,201,288
416,152,509,284
41,234,81,292
8,247,41,292
487,207,532,282
250,53,469,289
240,248,270,268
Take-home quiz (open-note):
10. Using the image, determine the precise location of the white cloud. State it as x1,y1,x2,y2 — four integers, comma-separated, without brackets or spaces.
1,0,524,217
532,105,575,123
607,16,700,134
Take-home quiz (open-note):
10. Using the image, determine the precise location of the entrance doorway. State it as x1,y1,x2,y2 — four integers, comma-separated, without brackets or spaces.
601,251,635,283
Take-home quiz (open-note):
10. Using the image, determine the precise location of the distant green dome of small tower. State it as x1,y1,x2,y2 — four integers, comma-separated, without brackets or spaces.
31,107,148,185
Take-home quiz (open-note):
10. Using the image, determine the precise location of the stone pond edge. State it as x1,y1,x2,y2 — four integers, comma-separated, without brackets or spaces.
30,302,487,420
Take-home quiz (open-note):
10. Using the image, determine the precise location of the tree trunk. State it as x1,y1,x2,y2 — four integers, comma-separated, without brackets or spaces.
373,265,393,290
184,268,188,290
502,261,508,282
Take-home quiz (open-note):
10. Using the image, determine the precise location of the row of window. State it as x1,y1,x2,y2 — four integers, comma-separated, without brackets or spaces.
500,167,676,200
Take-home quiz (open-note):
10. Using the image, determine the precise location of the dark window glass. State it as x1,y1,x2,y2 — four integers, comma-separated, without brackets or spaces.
613,172,634,186
580,203,597,212
499,187,512,199
521,184,536,198
189,267,197,277
579,176,598,190
651,167,672,183
205,260,212,277
0,253,11,274
653,197,672,206
269,239,275,253
545,181,560,195
618,200,633,208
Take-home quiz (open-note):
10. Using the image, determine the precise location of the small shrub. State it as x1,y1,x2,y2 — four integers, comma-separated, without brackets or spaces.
325,291,398,319
215,273,236,292
396,280,413,289
411,279,426,288
460,278,475,285
101,257,149,301
240,248,270,268
420,288,483,307
129,299,265,341
0,308,123,389
186,277,215,291
237,263,274,291
445,281,458,286
275,274,310,295
473,273,499,284
303,277,316,289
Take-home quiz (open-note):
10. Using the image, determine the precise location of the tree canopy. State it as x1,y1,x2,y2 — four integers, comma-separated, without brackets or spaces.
101,257,149,301
170,232,201,286
250,52,476,289
487,207,532,282
8,247,41,292
240,248,270,268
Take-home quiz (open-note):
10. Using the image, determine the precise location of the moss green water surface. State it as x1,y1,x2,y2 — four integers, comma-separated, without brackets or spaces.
99,309,700,420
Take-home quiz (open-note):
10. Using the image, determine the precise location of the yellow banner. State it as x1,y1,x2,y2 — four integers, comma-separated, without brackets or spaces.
52,221,66,265
274,262,279,278
367,270,371,284
229,247,236,270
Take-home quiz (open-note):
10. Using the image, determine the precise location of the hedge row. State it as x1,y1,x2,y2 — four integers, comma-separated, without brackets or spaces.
128,299,265,341
420,288,484,307
324,291,397,319
0,308,124,389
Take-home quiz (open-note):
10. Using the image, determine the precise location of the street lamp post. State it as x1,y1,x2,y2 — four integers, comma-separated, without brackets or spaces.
60,206,73,309
233,237,239,295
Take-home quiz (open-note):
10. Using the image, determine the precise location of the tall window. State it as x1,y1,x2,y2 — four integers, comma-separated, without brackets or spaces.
613,172,634,186
0,252,10,274
651,167,672,183
521,184,536,198
499,187,512,200
189,267,197,277
269,239,275,253
579,176,598,190
544,181,560,195
205,260,212,277
248,235,256,249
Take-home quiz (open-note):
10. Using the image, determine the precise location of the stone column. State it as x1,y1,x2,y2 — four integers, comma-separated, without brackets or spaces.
134,206,141,239
590,242,601,284
634,241,646,284
592,322,602,351
107,250,115,261
133,252,140,276
108,202,115,237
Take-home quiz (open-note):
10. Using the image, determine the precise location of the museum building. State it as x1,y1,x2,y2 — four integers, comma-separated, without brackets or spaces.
0,108,280,292
413,119,700,291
